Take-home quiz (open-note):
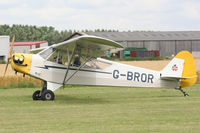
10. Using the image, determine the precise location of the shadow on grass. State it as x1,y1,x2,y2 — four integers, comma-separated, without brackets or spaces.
55,94,185,105
21,94,183,104
17,95,109,105
55,95,110,104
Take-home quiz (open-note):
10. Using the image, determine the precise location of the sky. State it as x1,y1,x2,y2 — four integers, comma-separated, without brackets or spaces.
0,0,200,31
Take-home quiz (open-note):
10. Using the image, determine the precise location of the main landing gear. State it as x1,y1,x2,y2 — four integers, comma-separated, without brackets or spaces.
32,82,55,101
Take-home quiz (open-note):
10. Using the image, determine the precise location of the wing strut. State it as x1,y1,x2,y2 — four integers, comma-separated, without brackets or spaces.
64,57,92,84
62,44,77,86
62,44,92,86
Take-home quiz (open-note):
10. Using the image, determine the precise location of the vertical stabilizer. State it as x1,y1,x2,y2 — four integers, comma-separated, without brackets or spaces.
161,51,197,88
161,58,184,78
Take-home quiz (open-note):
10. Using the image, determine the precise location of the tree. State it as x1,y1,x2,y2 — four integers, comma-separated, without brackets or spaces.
0,24,121,45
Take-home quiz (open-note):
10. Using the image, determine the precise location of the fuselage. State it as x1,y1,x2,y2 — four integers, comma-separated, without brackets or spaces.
28,54,179,89
11,53,179,90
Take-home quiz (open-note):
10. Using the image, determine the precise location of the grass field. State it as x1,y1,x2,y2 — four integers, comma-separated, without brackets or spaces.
0,85,200,133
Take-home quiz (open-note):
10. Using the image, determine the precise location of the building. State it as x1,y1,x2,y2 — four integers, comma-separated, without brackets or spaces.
85,31,200,57
12,41,48,53
0,36,9,61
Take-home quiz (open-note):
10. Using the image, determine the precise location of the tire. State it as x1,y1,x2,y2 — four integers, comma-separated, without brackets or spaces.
32,90,41,100
41,90,55,101
184,94,189,97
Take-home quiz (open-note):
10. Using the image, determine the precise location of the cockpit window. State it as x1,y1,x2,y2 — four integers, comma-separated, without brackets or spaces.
47,49,65,65
39,46,111,70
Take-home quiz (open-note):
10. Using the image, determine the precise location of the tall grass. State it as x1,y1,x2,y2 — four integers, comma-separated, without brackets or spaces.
0,60,6,64
197,71,200,84
0,76,42,89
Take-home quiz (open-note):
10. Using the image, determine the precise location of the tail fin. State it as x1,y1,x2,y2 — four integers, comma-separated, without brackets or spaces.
161,51,197,88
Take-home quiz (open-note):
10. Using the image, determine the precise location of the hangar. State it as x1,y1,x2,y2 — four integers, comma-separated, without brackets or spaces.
0,36,48,61
12,41,48,53
85,31,200,57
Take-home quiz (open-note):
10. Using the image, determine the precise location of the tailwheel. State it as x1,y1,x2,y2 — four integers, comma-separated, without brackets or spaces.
177,87,189,97
184,94,190,97
41,90,55,101
32,90,41,100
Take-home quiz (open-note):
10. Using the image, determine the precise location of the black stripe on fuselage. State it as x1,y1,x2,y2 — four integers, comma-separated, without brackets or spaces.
36,65,112,75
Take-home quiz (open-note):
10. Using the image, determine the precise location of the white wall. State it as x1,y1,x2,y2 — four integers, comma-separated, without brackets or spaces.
192,51,200,58
12,42,48,54
13,46,30,53
40,42,48,47
0,36,10,61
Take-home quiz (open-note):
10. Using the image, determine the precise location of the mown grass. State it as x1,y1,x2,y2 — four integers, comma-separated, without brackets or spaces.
0,84,200,133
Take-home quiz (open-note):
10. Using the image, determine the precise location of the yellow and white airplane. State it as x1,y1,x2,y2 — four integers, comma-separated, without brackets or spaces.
4,35,197,100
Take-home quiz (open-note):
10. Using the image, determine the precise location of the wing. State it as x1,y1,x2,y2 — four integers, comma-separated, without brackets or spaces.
39,35,123,85
52,35,123,58
30,46,48,54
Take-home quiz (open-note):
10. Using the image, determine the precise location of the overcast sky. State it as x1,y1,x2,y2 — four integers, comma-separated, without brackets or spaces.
0,0,200,31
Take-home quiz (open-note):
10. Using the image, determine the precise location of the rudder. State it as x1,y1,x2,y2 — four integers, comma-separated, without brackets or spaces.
175,51,197,88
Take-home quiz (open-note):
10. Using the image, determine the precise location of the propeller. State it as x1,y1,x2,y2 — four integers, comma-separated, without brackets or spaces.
4,34,15,77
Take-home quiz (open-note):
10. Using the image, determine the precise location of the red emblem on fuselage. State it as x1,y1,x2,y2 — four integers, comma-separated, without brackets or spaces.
172,64,178,71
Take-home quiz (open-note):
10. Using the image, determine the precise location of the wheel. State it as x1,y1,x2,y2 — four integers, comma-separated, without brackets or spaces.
32,90,41,100
184,94,189,97
41,90,55,101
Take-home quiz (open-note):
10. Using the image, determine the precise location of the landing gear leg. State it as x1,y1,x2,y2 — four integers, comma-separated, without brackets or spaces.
32,81,55,101
41,81,47,94
176,79,189,97
177,87,189,97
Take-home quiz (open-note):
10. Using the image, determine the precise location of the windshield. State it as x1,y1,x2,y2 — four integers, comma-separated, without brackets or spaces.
39,47,55,59
39,47,111,70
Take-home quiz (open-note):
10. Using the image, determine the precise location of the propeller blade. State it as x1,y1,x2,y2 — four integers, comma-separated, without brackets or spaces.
9,34,15,58
3,34,15,77
3,59,9,77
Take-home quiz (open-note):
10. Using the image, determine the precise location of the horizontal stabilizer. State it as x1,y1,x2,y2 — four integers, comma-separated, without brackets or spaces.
160,75,197,81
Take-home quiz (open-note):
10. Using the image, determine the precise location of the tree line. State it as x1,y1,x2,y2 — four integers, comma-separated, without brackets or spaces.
0,24,119,45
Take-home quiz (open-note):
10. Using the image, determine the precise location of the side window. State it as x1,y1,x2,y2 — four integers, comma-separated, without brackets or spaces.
71,54,81,67
45,48,80,66
47,50,63,65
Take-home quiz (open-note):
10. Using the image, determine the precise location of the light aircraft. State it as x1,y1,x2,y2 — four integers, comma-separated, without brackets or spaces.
4,35,197,100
